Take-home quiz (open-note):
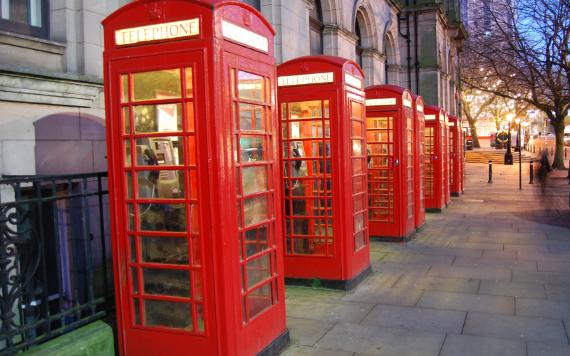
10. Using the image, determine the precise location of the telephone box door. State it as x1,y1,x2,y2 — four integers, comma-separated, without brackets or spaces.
280,94,340,278
109,53,216,354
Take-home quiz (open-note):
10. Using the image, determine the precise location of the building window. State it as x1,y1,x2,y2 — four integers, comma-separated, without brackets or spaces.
0,0,48,39
242,0,261,11
309,0,323,55
355,18,363,68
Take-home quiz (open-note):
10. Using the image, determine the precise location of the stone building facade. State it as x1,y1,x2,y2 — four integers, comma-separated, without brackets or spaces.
0,0,465,179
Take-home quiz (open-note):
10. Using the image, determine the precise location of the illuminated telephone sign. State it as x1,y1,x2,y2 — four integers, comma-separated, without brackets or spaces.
277,56,370,290
103,1,288,355
365,85,417,240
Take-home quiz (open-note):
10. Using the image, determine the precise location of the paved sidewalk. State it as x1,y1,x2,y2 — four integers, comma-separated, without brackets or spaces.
281,163,570,356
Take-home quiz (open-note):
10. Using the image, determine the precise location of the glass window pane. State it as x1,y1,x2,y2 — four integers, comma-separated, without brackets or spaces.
289,101,322,119
243,195,269,227
354,212,364,232
242,166,268,196
237,71,264,102
239,136,266,162
143,268,190,297
187,102,195,132
139,203,187,232
133,69,181,102
239,103,264,131
133,298,141,325
125,140,132,167
144,300,192,330
121,75,129,103
185,68,193,98
351,102,363,119
135,137,183,166
245,225,269,257
131,267,138,293
126,172,133,199
247,282,273,319
137,170,184,199
246,254,271,289
123,107,130,134
289,121,323,139
352,139,363,156
134,104,182,133
141,236,189,265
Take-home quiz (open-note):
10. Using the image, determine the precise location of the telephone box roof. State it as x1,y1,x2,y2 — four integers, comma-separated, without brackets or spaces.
366,85,411,96
102,0,275,35
278,55,364,77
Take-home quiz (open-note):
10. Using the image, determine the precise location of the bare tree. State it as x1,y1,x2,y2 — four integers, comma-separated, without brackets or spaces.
462,0,570,169
461,90,498,148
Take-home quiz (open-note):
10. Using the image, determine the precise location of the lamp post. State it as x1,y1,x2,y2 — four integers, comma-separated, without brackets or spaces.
515,118,522,189
504,114,514,165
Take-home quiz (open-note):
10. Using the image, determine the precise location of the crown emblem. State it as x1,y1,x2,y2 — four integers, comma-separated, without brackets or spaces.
147,2,164,20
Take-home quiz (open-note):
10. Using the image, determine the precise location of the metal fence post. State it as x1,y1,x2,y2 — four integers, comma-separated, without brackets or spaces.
488,160,493,183
529,160,534,184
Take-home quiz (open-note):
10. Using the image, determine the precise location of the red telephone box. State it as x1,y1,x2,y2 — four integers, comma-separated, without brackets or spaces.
448,115,463,196
424,105,446,212
413,95,426,229
443,111,451,205
103,1,288,355
364,85,415,240
277,56,371,290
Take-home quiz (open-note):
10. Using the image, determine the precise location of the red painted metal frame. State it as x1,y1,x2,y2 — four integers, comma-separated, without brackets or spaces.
448,116,463,196
413,95,426,229
365,85,415,239
424,105,446,212
277,56,370,284
103,1,286,355
442,111,451,205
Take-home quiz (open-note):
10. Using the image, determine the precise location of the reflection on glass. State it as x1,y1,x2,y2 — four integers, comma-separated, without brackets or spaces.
141,236,189,265
243,195,269,226
289,121,324,139
354,194,365,212
289,100,322,119
139,204,186,232
131,268,138,293
355,231,365,250
134,104,182,133
121,75,129,103
126,172,133,199
352,158,363,174
354,213,364,232
130,236,136,262
133,69,181,102
135,137,183,166
246,254,271,289
246,282,273,319
123,107,130,134
137,170,184,199
240,136,265,162
245,225,269,257
352,139,363,155
239,103,264,131
324,100,330,118
238,71,264,102
144,300,192,330
242,166,268,195
127,204,134,231
143,268,190,297
185,68,193,98
187,102,195,132
133,298,141,324
196,304,205,332
191,237,202,266
351,102,363,119
125,140,132,167
352,121,363,137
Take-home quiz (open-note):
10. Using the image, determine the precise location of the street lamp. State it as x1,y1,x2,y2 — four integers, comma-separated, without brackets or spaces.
515,118,522,189
504,113,514,165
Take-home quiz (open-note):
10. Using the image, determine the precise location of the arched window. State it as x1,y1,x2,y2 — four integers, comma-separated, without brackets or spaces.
242,0,260,10
384,33,395,84
355,16,363,68
309,0,323,55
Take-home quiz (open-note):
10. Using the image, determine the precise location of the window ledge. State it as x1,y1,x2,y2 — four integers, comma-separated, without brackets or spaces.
0,30,65,55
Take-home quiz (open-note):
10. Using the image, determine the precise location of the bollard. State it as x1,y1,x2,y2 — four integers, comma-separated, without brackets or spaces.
529,160,534,184
488,160,493,183
568,159,570,184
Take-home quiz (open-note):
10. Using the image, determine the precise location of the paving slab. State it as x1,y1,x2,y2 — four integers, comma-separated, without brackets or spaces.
452,256,537,271
479,280,546,298
516,297,570,320
373,261,432,274
341,286,423,307
315,323,445,356
545,283,570,301
286,299,373,323
380,253,455,266
281,344,353,356
537,261,570,273
482,249,517,259
361,304,466,334
422,246,483,257
527,342,570,356
394,275,480,294
418,291,514,314
428,265,511,281
286,317,335,346
463,312,568,345
439,334,526,356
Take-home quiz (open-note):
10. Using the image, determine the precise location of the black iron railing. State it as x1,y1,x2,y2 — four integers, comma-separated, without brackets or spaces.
0,172,113,355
